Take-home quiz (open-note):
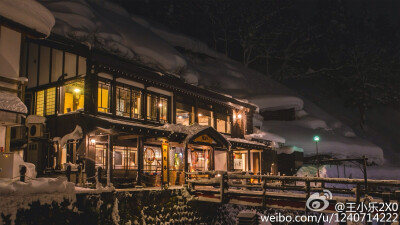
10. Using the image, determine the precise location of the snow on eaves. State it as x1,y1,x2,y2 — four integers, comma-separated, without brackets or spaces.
245,127,285,144
40,0,186,73
0,92,27,114
0,0,55,36
163,123,211,143
248,95,304,111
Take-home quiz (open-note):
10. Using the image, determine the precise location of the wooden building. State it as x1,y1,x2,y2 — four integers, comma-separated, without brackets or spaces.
20,34,278,186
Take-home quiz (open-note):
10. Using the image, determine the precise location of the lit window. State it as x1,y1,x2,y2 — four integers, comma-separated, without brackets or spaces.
198,108,213,126
98,81,111,113
95,144,106,167
60,81,84,113
216,113,231,134
146,94,157,121
159,97,168,123
176,102,194,126
146,94,168,123
116,86,142,119
35,87,56,116
113,146,137,170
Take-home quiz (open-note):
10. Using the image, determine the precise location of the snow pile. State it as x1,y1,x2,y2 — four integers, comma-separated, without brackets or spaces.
0,91,27,114
0,153,36,179
40,0,186,73
0,176,75,225
225,136,267,146
163,123,210,142
53,125,83,148
297,164,400,180
0,0,55,36
245,127,285,144
277,146,304,155
26,114,46,124
249,95,304,111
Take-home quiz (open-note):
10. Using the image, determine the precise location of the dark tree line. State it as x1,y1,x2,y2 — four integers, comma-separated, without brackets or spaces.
114,0,400,129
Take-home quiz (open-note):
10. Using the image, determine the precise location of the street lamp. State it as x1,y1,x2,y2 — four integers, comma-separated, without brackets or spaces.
313,135,320,177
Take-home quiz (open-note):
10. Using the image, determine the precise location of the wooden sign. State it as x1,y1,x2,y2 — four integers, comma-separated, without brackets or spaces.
162,143,168,184
193,134,216,144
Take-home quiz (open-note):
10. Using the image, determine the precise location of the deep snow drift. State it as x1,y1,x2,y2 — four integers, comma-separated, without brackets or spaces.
38,0,389,170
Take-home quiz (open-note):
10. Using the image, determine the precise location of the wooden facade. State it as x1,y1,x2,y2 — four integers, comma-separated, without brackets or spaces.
20,34,283,186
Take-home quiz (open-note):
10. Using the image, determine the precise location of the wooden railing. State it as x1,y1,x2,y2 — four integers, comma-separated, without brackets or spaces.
186,171,400,210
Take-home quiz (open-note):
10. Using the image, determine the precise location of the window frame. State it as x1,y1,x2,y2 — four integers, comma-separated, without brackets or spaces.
115,82,143,120
145,90,170,124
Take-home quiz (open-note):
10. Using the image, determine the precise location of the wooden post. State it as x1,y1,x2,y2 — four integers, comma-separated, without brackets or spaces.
262,178,267,208
19,165,27,182
66,165,71,182
362,156,368,195
137,137,144,185
220,171,227,203
356,183,361,204
184,143,189,184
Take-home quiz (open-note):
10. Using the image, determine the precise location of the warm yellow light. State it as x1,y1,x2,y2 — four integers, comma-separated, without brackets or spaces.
158,103,163,107
178,116,183,119
74,88,81,93
238,114,242,119
198,113,202,117
90,139,96,144
233,114,236,120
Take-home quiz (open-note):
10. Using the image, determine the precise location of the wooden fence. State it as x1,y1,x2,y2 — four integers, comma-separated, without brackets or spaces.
186,171,400,212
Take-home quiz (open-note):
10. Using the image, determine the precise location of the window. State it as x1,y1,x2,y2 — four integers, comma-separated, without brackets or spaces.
35,87,56,116
159,97,168,123
95,144,106,167
64,52,77,78
216,113,231,134
147,94,157,121
198,108,213,126
20,41,87,87
98,81,111,113
143,146,162,173
113,146,137,170
176,102,194,125
116,86,142,119
146,94,169,123
60,80,84,113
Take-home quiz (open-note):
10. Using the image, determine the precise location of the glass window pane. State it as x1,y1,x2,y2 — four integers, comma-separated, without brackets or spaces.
60,80,84,114
116,86,130,117
198,108,213,126
132,90,141,119
95,145,106,167
39,46,50,85
176,102,192,125
98,81,111,113
78,56,86,76
147,94,157,121
159,97,168,123
45,87,56,116
64,52,77,78
27,43,39,88
51,49,63,82
35,90,44,116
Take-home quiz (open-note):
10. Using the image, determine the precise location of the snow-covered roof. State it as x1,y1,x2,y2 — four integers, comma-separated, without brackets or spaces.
163,123,228,144
0,0,55,36
225,136,268,147
0,92,27,114
245,127,285,144
248,95,304,111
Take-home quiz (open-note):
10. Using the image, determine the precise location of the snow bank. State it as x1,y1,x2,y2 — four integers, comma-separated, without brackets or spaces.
277,146,304,155
0,176,75,225
297,164,400,180
41,0,186,73
0,0,55,36
0,91,27,114
262,120,384,165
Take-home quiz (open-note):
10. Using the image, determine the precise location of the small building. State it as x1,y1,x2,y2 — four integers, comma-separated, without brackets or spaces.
0,0,54,156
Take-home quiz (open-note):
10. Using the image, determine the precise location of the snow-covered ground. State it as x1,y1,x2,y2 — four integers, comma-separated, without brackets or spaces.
37,0,396,177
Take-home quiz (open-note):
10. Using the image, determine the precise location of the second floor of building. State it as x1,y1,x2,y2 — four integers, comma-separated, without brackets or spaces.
21,36,256,137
